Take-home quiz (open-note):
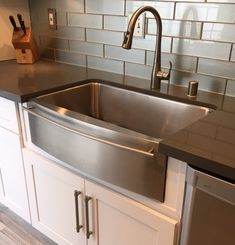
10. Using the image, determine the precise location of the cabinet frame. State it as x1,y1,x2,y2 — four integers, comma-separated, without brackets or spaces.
0,98,30,222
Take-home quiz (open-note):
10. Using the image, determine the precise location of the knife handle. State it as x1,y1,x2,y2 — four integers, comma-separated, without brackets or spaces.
17,13,26,35
21,20,27,35
9,16,18,32
17,13,22,22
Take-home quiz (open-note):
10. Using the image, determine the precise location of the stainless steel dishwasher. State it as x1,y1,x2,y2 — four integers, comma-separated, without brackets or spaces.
180,166,235,245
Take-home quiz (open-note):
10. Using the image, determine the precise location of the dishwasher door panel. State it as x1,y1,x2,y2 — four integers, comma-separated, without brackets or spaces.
180,167,235,245
187,188,235,245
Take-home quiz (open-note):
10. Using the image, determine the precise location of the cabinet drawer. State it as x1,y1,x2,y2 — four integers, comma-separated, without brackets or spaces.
0,97,19,133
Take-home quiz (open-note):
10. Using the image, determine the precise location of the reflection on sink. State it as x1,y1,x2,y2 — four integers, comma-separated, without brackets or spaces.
25,80,213,201
36,82,212,140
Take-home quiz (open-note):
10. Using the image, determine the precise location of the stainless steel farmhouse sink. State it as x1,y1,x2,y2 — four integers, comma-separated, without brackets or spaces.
24,81,213,201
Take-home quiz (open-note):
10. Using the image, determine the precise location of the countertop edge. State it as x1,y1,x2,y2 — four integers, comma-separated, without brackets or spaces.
159,142,235,183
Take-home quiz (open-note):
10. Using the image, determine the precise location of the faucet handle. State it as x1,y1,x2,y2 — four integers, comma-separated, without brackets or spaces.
157,61,172,80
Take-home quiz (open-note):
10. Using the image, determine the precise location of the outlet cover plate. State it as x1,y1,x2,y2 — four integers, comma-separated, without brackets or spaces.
132,13,145,38
48,8,57,30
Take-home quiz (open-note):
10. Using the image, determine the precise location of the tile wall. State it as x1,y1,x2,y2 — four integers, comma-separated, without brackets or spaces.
29,0,235,96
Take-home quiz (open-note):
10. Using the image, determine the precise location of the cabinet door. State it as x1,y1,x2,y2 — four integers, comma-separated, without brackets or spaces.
23,149,86,245
85,180,178,245
0,127,30,222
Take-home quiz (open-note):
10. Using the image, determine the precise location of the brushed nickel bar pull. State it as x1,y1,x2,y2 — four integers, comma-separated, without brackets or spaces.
85,195,93,239
74,190,83,233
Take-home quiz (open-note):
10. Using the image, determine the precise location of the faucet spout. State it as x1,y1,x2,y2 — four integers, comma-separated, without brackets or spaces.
122,6,171,90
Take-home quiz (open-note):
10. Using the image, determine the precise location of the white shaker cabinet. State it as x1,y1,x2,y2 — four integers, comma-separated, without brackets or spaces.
23,148,178,245
86,180,178,245
24,148,86,245
0,97,30,222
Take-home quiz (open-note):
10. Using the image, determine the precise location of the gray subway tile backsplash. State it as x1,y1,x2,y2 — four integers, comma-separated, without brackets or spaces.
105,45,145,64
52,26,85,40
86,29,123,46
86,0,124,15
56,12,67,26
68,14,102,29
104,16,128,32
202,23,235,43
226,80,235,97
40,36,69,50
172,38,231,60
146,52,197,73
87,56,124,74
125,62,152,80
55,50,87,66
39,36,50,50
207,0,235,3
52,0,84,12
198,58,235,80
148,19,202,39
175,3,235,23
29,0,235,96
132,35,171,53
41,48,55,60
126,1,174,19
50,38,69,50
69,40,103,57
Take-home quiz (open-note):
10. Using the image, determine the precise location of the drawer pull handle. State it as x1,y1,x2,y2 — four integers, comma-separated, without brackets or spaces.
74,190,83,233
85,196,93,239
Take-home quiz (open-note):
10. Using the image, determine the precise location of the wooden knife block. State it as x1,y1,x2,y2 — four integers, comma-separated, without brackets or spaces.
12,28,40,64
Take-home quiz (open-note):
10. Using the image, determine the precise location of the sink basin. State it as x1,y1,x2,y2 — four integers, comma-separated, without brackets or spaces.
24,80,213,201
34,81,212,140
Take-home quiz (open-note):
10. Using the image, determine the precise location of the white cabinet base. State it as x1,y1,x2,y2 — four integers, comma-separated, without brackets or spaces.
24,149,85,245
0,127,30,222
23,149,180,245
86,180,178,245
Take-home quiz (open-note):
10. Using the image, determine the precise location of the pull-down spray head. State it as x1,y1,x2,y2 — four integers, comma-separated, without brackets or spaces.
122,6,172,90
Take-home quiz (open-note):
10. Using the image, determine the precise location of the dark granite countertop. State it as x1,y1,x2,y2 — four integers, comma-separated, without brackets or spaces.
0,60,88,102
159,99,235,183
1,59,235,183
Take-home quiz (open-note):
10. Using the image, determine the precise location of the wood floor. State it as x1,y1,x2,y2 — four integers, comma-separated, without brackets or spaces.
0,204,56,245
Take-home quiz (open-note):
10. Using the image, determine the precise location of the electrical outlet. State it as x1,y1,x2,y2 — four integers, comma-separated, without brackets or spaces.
48,8,57,29
132,13,145,38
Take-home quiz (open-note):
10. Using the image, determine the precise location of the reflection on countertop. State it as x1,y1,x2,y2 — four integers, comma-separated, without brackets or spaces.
0,60,88,101
160,110,235,182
